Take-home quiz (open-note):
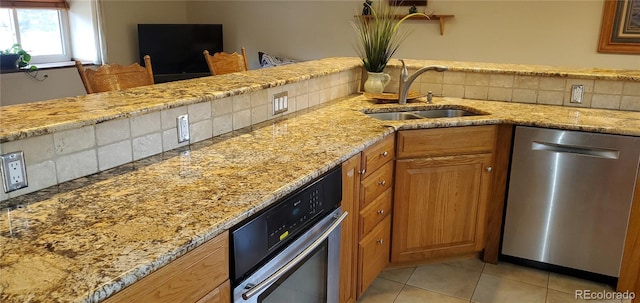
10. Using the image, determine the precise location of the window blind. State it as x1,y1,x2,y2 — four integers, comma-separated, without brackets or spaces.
0,0,69,9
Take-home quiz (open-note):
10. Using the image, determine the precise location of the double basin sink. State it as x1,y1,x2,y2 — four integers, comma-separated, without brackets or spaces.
365,107,487,121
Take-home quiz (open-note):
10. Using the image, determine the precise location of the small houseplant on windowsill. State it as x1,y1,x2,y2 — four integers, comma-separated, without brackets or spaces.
353,0,428,93
0,43,36,72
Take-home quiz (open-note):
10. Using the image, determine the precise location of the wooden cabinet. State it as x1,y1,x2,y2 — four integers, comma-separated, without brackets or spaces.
392,126,497,264
356,136,395,297
105,231,230,303
339,135,395,302
358,216,391,295
340,154,361,303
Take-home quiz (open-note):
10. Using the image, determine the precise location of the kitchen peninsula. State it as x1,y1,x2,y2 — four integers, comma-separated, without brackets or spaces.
1,57,640,302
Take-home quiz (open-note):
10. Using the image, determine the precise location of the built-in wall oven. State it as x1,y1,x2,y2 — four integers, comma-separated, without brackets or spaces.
230,167,346,303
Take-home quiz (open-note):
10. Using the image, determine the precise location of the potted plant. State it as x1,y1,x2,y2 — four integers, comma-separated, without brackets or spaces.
0,43,34,71
353,0,427,93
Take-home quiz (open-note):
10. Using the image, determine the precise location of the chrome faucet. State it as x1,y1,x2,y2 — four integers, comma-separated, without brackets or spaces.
398,59,448,105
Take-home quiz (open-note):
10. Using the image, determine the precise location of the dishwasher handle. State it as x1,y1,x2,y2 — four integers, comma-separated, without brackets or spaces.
531,141,620,159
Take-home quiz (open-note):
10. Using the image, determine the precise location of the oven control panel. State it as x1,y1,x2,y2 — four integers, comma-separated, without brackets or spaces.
266,188,325,249
231,167,342,283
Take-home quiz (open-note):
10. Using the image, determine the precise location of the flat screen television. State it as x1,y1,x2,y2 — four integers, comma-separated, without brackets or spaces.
137,24,223,83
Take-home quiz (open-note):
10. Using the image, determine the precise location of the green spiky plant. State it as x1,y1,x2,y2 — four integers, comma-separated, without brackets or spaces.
353,0,428,73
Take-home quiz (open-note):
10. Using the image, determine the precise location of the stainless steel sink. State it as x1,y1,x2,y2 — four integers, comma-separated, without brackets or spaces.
365,108,485,120
365,112,423,120
412,109,482,118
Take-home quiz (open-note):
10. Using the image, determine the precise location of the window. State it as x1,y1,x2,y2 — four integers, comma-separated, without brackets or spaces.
0,0,71,64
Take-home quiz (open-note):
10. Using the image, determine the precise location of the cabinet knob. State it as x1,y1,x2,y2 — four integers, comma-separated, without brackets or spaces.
359,169,366,175
381,151,389,157
485,166,493,172
378,180,386,186
377,209,385,215
377,239,384,245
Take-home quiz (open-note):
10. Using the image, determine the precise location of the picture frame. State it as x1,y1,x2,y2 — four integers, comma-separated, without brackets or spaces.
598,0,640,54
389,0,427,6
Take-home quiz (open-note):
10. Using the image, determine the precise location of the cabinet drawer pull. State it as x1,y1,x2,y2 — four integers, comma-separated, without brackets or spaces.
485,166,493,172
377,209,385,215
360,169,366,175
381,151,389,157
377,239,384,245
378,180,386,186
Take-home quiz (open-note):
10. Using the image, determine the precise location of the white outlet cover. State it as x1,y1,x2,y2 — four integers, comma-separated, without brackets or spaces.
1,151,28,193
177,114,190,143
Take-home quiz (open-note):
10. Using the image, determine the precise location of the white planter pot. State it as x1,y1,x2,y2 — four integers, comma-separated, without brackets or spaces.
364,72,391,93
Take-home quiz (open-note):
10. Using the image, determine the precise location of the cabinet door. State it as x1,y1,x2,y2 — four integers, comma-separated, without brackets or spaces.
340,154,361,303
391,154,493,263
358,215,391,297
196,280,230,303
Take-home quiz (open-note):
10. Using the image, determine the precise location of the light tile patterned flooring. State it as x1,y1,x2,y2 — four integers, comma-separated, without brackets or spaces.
357,257,632,303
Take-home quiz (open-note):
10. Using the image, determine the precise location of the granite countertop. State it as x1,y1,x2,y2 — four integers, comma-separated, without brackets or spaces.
2,93,640,302
1,57,640,303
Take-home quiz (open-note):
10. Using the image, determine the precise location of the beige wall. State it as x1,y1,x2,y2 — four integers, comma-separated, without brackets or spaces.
101,0,189,64
3,0,638,106
186,0,638,70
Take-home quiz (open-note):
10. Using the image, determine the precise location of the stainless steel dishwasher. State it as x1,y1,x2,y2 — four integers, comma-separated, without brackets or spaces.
502,126,640,277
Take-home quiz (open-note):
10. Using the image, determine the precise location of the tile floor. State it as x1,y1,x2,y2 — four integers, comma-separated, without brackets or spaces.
357,257,632,303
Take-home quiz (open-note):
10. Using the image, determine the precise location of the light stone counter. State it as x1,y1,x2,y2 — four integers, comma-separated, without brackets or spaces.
1,57,640,303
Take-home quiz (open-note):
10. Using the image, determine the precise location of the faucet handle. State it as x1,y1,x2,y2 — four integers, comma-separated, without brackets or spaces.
427,91,433,103
399,59,408,81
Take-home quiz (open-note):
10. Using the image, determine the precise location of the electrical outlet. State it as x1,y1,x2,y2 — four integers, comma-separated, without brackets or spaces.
272,91,289,115
570,84,584,103
1,151,28,193
177,114,190,143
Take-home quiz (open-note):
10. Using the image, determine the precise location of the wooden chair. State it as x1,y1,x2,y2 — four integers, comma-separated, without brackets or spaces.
203,47,248,76
75,55,154,94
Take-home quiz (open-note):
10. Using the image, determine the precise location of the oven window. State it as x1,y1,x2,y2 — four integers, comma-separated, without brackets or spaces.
259,240,328,303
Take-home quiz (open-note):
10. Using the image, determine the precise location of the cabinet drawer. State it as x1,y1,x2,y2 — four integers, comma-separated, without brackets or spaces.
358,216,391,297
105,231,229,303
360,189,392,237
361,135,395,178
361,161,394,208
397,126,496,158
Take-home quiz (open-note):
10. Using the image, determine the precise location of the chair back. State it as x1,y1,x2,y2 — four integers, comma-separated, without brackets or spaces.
203,47,248,76
75,55,154,94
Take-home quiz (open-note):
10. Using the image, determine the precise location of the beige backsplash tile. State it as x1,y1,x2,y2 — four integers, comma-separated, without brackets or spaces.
56,150,98,183
131,112,161,137
98,140,132,171
54,126,95,156
513,75,539,89
96,118,130,146
594,80,624,94
488,87,512,101
537,91,564,105
592,94,622,110
490,74,515,88
132,133,162,160
213,96,233,116
621,96,640,111
539,77,566,91
160,106,188,130
188,101,212,122
444,71,467,85
512,88,537,103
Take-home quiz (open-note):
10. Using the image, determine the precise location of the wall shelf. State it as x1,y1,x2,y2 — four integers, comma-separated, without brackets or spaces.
359,14,455,35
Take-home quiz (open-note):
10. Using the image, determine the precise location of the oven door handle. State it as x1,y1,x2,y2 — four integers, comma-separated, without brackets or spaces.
242,210,349,300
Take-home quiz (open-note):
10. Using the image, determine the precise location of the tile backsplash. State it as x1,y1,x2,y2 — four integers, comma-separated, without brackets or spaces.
0,69,361,201
386,67,640,112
